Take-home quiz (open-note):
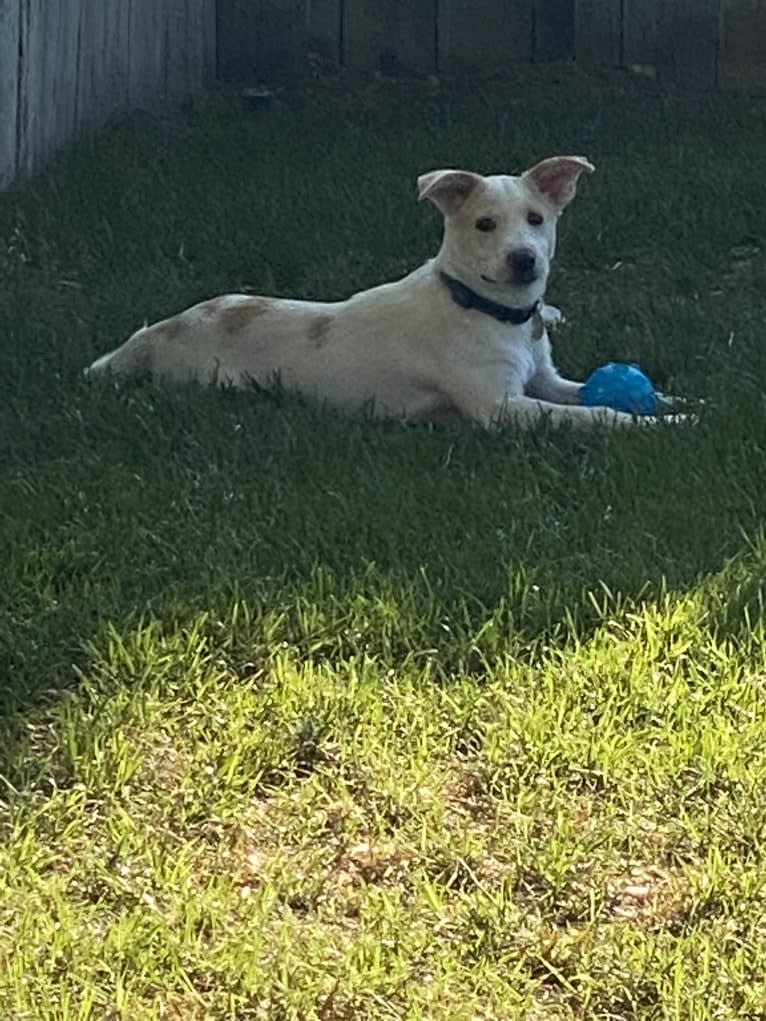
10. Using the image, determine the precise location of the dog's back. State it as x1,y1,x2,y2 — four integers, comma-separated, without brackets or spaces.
86,265,454,419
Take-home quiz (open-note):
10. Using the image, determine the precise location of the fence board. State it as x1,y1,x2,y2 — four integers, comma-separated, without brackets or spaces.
667,0,719,88
202,0,218,82
189,0,217,91
0,0,20,187
534,0,575,62
574,0,622,66
166,1,188,96
623,0,663,72
166,0,210,97
307,0,340,64
76,2,107,128
100,0,131,115
438,0,532,70
16,0,43,175
344,0,436,73
217,0,341,80
54,0,83,139
623,0,718,88
129,0,164,106
720,0,766,89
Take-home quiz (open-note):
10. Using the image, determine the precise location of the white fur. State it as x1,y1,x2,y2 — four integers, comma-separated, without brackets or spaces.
86,156,684,429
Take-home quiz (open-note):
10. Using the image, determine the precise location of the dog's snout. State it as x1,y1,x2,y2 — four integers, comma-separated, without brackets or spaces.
508,248,538,283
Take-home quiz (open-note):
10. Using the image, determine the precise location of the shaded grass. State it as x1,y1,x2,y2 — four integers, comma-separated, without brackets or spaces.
2,70,766,1018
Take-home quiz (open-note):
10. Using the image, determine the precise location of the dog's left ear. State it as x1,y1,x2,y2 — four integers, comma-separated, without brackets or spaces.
522,156,595,210
417,169,483,216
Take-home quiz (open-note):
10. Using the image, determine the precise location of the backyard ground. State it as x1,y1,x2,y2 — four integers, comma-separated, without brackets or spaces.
2,68,766,1019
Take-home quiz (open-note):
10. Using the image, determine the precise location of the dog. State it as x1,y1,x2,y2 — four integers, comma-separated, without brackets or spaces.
86,156,683,429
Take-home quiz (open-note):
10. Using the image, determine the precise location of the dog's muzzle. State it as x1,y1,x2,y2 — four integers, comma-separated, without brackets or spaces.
507,248,538,285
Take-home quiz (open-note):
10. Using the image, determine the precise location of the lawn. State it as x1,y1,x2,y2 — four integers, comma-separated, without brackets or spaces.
2,68,766,1019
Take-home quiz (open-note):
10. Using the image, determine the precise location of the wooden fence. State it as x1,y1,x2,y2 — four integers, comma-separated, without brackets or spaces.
0,0,216,188
1,1,764,190
217,0,766,92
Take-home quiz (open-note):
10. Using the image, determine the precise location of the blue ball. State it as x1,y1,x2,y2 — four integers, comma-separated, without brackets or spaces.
579,362,657,416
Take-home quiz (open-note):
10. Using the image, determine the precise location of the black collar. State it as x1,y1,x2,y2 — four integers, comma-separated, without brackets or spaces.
439,270,539,325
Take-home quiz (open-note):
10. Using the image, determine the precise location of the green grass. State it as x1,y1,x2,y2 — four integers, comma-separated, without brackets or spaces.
2,68,766,1018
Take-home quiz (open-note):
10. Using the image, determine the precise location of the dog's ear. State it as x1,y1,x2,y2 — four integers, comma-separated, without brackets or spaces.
522,156,594,210
417,170,483,215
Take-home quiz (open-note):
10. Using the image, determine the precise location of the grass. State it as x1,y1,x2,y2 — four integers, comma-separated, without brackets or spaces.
2,67,766,1018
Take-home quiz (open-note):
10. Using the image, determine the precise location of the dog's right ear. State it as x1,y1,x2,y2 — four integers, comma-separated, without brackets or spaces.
417,170,482,215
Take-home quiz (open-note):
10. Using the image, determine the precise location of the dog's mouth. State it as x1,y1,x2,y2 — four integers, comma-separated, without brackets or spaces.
481,272,539,288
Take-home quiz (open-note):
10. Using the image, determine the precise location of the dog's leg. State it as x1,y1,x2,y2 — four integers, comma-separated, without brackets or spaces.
523,330,586,405
526,372,583,406
655,391,694,410
540,304,563,328
454,391,688,429
529,339,694,414
531,369,695,416
492,396,636,429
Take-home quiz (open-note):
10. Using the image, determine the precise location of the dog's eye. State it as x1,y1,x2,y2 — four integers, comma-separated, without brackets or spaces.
527,210,544,227
475,217,497,233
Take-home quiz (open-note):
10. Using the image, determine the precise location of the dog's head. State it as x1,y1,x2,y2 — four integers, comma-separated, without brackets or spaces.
417,156,594,307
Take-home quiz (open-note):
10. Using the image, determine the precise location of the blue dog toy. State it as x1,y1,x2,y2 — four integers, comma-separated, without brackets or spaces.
579,362,658,416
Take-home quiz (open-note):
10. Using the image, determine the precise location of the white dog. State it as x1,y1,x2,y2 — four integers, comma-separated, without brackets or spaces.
86,156,681,428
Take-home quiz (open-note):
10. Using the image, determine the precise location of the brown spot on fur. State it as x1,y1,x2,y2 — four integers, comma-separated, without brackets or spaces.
193,298,271,332
199,297,227,317
308,314,333,347
210,297,272,334
157,316,185,340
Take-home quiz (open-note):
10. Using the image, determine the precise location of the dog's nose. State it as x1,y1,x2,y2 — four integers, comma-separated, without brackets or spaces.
508,248,537,283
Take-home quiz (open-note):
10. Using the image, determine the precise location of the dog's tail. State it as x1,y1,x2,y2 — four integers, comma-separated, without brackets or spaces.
84,324,154,380
84,349,116,378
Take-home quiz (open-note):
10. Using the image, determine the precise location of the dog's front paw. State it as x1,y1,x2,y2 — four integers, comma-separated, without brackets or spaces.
655,392,704,411
541,303,564,328
655,392,682,411
641,411,697,426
